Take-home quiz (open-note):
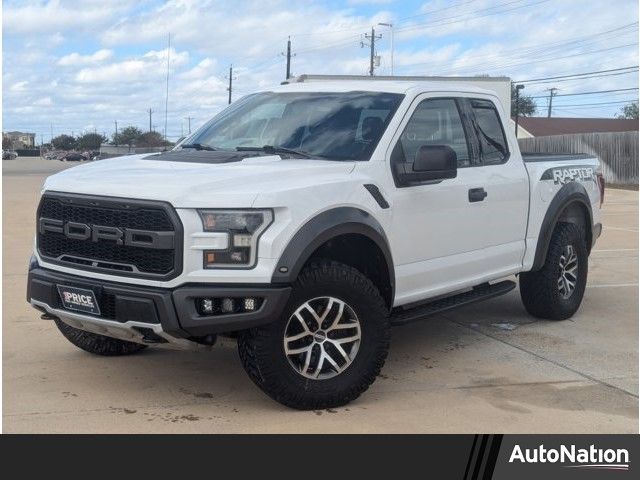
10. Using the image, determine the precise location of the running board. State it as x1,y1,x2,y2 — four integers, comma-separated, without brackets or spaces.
390,280,516,326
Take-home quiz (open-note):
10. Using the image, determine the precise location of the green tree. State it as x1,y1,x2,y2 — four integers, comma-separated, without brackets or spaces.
511,84,537,117
616,102,639,120
51,134,77,151
2,134,13,150
76,132,107,150
112,126,142,146
136,131,166,147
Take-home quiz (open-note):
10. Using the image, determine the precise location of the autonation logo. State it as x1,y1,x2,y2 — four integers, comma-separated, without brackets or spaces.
509,444,630,471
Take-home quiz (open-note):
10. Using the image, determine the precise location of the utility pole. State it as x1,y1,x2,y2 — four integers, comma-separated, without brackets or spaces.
378,23,394,75
50,123,53,143
547,87,558,118
362,27,382,76
114,120,118,145
164,32,171,142
148,108,153,132
514,84,524,137
283,36,296,80
227,64,234,105
184,116,193,134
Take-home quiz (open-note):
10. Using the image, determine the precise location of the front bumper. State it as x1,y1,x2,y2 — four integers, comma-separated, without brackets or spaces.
27,264,291,345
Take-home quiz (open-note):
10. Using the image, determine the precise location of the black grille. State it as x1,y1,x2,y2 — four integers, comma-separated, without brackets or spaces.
37,193,182,280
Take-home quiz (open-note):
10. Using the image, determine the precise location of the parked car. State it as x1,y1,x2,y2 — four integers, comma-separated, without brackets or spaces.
2,150,18,160
27,78,604,409
61,152,86,162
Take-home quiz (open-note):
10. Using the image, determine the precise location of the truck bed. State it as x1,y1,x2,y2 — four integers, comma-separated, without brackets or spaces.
522,152,593,163
520,151,601,272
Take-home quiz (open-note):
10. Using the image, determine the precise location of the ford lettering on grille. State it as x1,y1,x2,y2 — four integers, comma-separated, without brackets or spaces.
39,218,175,249
36,194,182,279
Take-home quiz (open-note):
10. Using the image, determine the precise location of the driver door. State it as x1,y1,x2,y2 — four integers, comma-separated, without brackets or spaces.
388,96,518,305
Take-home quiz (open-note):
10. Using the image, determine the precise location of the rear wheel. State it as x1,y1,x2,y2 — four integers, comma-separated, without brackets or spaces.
238,260,390,410
519,222,588,320
53,318,148,356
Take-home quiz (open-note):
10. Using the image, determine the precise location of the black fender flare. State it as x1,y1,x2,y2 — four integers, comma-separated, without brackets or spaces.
271,207,395,297
531,182,594,271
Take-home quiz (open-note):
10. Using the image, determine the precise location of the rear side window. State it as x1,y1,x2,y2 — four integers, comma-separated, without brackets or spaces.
470,99,508,165
395,98,471,168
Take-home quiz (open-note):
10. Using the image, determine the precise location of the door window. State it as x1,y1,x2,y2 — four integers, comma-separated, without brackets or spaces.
470,99,509,165
395,98,471,169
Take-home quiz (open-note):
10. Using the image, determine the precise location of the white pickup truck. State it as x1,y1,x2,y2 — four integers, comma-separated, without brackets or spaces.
28,78,604,409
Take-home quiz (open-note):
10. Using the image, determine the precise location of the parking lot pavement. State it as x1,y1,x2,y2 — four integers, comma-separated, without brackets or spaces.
3,158,638,433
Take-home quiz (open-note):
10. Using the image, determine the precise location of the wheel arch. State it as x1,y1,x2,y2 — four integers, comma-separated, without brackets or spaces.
531,182,594,271
271,207,395,308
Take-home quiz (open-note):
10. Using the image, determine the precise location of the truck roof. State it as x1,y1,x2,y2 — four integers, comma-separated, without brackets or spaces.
267,80,500,97
257,74,512,111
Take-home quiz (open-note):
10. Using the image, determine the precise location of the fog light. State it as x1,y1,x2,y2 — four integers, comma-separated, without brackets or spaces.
201,298,214,314
244,298,257,311
221,298,235,313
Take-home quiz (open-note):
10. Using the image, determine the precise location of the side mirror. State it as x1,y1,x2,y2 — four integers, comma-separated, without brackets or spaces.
412,145,458,180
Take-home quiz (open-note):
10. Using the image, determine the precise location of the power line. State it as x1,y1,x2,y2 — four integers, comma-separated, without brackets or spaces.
552,99,638,107
515,66,639,83
530,87,639,99
443,42,638,75
394,0,551,35
395,22,638,72
519,70,638,86
396,0,479,23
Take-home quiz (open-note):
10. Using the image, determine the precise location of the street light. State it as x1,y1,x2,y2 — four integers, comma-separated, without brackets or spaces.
378,22,394,75
514,84,525,137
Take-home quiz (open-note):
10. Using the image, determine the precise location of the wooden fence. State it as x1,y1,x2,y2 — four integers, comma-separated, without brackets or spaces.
518,131,638,187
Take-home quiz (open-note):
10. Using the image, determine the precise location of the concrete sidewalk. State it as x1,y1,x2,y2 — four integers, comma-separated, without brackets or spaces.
3,158,637,433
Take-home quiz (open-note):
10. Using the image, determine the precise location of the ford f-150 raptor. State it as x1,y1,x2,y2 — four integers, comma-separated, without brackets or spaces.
27,78,604,409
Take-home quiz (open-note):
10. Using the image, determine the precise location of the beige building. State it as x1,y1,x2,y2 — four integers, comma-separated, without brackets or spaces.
4,131,36,149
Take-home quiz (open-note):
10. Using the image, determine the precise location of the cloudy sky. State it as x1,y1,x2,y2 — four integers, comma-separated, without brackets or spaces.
2,0,638,143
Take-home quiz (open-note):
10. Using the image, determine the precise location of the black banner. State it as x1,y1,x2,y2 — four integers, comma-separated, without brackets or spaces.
1,434,637,478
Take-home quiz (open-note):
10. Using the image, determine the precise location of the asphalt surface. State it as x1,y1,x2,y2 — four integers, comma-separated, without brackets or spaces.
3,157,638,433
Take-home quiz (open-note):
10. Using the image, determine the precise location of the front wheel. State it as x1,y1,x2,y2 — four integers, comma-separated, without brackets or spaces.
519,222,588,320
238,260,390,410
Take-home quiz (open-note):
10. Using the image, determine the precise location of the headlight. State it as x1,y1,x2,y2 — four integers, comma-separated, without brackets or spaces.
198,209,273,268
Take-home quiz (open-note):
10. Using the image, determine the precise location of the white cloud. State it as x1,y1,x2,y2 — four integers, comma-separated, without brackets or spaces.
74,48,189,83
9,81,29,92
33,96,54,106
58,49,114,66
178,58,218,80
2,0,137,34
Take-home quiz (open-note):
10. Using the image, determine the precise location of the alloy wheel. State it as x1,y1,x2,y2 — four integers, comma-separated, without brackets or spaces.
558,244,579,299
283,296,361,380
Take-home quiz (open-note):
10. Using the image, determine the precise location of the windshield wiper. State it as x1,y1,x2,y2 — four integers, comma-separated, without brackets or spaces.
236,145,315,159
181,143,218,151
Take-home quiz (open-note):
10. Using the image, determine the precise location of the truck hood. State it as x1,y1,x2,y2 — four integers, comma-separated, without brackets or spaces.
42,152,356,208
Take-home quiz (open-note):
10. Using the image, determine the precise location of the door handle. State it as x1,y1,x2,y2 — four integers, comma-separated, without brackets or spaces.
468,187,487,203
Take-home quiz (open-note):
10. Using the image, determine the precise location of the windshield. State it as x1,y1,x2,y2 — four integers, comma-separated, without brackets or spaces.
186,91,404,161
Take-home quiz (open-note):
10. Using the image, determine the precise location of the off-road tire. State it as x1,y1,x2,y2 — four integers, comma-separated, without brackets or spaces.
53,318,148,356
238,259,390,410
519,222,588,320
